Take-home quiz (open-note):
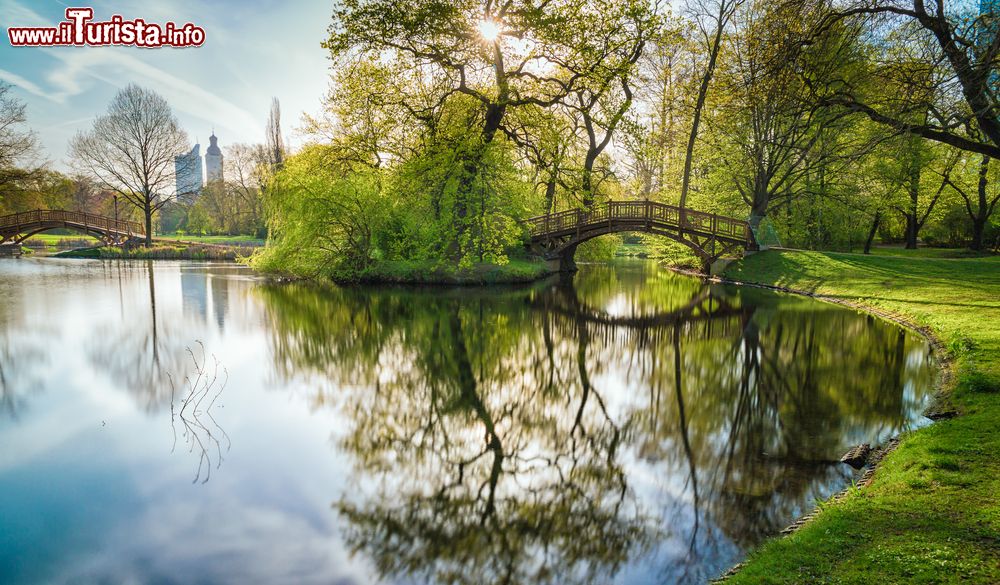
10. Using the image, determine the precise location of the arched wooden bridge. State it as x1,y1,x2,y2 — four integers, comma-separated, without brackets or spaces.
525,201,756,271
0,209,144,247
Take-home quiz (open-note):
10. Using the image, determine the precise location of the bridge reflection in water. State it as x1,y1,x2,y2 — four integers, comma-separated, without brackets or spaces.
257,260,934,585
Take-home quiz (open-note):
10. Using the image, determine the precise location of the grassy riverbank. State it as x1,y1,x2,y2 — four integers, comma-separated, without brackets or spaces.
721,250,1000,584
22,234,99,248
55,243,249,261
157,233,265,246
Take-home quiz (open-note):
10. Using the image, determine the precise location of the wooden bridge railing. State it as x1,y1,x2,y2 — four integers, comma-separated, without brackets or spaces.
524,200,752,245
0,209,145,237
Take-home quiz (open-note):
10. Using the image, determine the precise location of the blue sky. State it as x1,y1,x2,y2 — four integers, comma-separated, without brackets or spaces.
0,0,333,169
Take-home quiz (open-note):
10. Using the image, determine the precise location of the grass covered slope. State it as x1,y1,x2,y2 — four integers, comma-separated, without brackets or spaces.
55,242,249,261
723,250,1000,584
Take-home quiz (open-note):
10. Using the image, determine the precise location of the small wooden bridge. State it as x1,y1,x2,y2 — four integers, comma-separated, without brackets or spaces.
0,209,144,247
525,201,756,271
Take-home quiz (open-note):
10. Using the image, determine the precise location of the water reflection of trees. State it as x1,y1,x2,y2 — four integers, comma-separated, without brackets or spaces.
0,278,52,420
257,264,934,585
86,261,194,412
0,335,47,420
261,283,654,584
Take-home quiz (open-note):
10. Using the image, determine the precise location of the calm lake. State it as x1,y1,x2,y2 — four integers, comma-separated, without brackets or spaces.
0,258,936,584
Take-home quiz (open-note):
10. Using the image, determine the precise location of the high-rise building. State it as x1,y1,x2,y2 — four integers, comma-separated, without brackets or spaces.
174,143,203,197
205,132,224,183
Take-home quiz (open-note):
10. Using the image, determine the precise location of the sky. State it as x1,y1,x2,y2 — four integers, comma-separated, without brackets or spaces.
0,0,333,170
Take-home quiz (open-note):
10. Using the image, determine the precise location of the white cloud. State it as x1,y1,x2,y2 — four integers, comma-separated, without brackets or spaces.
42,47,261,134
0,0,49,27
0,68,51,99
0,0,331,165
1,1,261,135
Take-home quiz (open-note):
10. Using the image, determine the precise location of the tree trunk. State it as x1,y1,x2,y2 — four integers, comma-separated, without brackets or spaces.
579,79,632,209
144,200,153,247
864,210,881,254
749,188,769,230
451,102,506,260
544,170,557,214
972,217,986,251
483,104,505,145
581,150,599,208
905,150,920,249
972,155,990,251
452,145,488,258
679,7,728,212
903,214,918,249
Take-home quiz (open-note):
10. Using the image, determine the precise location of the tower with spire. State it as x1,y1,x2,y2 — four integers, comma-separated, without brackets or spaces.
205,131,224,183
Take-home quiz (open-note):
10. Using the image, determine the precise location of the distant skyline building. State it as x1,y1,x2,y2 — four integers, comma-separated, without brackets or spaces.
205,132,224,183
174,131,225,197
174,143,203,197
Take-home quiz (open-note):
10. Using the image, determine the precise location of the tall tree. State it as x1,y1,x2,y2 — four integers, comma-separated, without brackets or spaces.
707,0,859,228
226,143,269,237
70,84,190,245
820,0,1000,158
942,152,1000,251
504,105,574,213
677,0,745,212
265,97,285,171
326,0,658,259
899,137,953,248
573,77,635,208
0,82,41,208
565,2,651,207
622,23,690,201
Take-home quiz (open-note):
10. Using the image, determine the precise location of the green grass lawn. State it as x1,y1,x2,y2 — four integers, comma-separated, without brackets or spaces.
861,245,998,259
156,233,264,246
614,242,654,257
55,243,246,261
23,233,102,246
21,233,265,248
722,249,1000,584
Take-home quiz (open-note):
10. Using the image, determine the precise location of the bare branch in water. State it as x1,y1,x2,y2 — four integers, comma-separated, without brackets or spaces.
168,341,230,484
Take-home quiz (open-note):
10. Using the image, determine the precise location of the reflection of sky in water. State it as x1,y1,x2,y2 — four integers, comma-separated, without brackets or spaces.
1,260,372,585
0,259,936,585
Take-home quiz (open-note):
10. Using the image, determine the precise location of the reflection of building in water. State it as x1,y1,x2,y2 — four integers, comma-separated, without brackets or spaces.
181,270,208,322
210,275,229,330
181,269,239,330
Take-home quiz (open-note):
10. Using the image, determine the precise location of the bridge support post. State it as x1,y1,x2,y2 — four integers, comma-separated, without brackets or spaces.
709,257,733,276
546,243,578,273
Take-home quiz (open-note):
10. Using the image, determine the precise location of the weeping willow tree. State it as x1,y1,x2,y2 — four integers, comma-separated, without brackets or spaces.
250,144,389,278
